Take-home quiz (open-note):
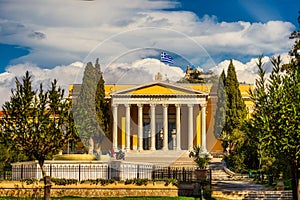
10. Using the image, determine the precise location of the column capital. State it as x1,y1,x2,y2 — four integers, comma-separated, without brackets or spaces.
187,104,194,108
137,103,143,108
162,103,169,108
124,104,131,108
200,103,207,108
175,104,181,108
150,103,156,108
112,104,119,108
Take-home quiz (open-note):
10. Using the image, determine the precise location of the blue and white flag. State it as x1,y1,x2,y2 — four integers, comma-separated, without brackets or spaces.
160,52,174,64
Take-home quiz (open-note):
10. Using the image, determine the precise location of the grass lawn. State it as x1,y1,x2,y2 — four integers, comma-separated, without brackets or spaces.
0,197,196,200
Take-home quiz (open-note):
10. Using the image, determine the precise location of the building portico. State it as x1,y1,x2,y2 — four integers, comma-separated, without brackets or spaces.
110,81,208,152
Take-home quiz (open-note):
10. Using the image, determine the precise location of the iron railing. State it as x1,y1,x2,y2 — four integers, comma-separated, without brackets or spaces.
0,163,210,183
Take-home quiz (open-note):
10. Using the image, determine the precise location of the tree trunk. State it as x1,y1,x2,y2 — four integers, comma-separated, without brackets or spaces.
39,160,51,200
44,176,52,200
88,137,94,154
290,160,299,200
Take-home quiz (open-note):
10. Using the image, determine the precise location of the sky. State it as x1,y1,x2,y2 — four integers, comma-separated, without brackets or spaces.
0,0,299,106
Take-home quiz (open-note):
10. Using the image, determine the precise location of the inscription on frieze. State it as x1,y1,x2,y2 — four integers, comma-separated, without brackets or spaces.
149,97,169,102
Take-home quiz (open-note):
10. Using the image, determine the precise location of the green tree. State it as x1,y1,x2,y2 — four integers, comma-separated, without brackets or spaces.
0,143,28,169
250,52,300,199
222,60,247,151
247,57,267,171
73,59,110,155
249,16,300,199
0,71,73,200
95,59,110,136
214,70,226,139
225,119,260,173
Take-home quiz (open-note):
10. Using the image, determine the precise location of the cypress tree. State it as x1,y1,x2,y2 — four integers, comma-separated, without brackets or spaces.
214,70,226,139
95,59,110,136
73,59,103,154
223,60,247,150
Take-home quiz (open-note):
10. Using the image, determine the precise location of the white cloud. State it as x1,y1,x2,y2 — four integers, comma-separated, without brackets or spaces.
0,1,294,68
104,58,184,84
0,62,84,106
210,53,291,84
0,59,185,106
0,0,296,107
0,53,293,107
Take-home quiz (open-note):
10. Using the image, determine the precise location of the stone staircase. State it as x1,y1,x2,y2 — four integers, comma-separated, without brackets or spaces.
209,158,293,200
117,151,294,199
124,151,236,178
124,150,195,167
212,190,293,200
209,158,234,181
244,191,293,200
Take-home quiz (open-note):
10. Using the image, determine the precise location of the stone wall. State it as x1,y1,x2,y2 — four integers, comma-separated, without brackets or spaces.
0,186,197,198
0,182,197,198
0,188,179,198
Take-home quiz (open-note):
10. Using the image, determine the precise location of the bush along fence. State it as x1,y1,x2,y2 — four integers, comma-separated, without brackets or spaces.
0,160,210,183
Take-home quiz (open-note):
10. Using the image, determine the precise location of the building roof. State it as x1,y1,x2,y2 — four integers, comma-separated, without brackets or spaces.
104,82,253,98
110,81,209,97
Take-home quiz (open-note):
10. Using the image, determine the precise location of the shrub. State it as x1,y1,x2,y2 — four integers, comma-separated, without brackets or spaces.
51,178,78,185
20,178,38,185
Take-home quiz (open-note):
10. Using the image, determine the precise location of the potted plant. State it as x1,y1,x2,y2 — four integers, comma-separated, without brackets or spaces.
189,145,211,181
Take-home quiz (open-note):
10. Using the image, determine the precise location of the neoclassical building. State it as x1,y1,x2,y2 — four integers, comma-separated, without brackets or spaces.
110,81,208,152
69,80,253,153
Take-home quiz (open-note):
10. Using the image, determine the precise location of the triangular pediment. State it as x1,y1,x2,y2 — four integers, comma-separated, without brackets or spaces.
111,81,208,96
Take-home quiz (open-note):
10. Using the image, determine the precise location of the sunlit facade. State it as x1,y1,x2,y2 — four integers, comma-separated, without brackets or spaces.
68,81,253,153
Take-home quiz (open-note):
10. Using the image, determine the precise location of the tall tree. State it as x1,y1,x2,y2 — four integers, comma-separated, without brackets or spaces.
0,143,28,169
0,71,73,200
214,70,226,139
251,55,300,200
250,18,300,198
222,60,247,151
73,59,110,155
95,59,110,136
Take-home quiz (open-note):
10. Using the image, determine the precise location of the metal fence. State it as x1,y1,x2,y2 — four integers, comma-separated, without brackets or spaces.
0,162,208,183
152,165,195,182
0,167,12,180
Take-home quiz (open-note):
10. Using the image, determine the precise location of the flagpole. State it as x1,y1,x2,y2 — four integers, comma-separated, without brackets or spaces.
160,51,174,81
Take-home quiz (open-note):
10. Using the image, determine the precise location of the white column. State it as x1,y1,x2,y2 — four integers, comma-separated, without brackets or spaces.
150,104,156,150
201,103,208,153
188,104,194,150
162,104,168,151
112,104,118,151
175,104,181,150
125,104,131,151
137,104,143,151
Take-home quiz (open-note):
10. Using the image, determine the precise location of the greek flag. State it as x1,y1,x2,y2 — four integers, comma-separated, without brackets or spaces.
160,52,174,64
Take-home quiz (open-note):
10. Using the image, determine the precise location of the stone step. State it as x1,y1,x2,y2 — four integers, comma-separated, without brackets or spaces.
208,160,235,181
116,151,237,181
124,150,196,167
212,190,292,200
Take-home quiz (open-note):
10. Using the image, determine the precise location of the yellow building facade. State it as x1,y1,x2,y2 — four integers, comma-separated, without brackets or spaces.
69,81,253,153
108,81,252,153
